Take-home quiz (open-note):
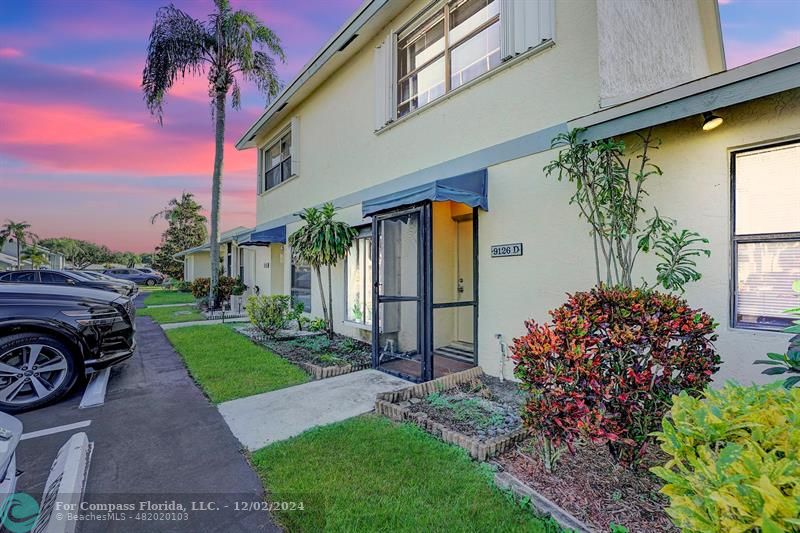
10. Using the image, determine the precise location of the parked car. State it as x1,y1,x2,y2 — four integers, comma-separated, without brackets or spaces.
0,270,135,298
0,283,135,412
135,267,164,280
103,268,162,286
75,270,137,293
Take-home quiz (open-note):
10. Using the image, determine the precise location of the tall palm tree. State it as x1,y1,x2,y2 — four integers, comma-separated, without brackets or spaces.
0,220,38,269
289,203,358,338
142,0,284,306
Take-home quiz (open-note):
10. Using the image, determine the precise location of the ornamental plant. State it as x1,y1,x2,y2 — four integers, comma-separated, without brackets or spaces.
512,286,720,466
651,383,800,532
190,277,211,299
247,295,291,339
544,129,710,293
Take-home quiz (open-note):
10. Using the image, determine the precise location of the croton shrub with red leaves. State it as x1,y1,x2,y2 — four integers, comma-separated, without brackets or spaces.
511,286,720,466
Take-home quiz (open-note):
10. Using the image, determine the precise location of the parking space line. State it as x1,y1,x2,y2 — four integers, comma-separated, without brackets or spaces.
21,420,91,441
79,367,111,409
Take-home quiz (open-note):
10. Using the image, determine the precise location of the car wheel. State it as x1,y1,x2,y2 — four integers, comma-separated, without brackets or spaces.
0,334,79,413
146,279,156,286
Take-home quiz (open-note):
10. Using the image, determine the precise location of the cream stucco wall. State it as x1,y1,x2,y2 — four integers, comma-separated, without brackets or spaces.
253,0,601,226
477,89,800,385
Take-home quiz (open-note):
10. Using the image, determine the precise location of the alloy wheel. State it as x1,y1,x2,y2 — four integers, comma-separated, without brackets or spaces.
0,344,69,406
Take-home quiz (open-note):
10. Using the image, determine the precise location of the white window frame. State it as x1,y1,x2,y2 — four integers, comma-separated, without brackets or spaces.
374,0,553,129
731,138,800,331
261,129,292,193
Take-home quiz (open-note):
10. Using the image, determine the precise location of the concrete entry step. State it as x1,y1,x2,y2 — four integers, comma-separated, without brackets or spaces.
218,369,409,450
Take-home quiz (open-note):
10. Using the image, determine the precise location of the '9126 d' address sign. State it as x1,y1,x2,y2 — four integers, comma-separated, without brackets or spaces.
490,243,523,258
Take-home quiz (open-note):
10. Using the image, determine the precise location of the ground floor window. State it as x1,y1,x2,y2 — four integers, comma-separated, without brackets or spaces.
732,140,800,329
346,236,373,326
291,262,312,312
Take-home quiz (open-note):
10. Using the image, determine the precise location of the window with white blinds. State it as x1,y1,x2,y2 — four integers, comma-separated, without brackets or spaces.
733,141,800,330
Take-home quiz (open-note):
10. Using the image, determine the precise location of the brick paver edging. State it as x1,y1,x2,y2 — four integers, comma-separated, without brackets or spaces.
233,326,370,380
375,367,527,461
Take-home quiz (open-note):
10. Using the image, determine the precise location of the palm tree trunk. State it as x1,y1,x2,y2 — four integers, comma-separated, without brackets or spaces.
16,240,20,269
327,265,333,339
315,266,330,331
209,91,226,308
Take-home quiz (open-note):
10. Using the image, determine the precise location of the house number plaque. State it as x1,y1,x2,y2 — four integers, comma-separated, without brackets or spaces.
490,243,523,257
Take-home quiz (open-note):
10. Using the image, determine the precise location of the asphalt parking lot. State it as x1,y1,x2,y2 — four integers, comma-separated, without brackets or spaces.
15,315,280,532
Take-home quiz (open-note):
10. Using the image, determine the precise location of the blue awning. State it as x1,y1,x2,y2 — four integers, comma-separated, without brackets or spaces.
362,169,488,217
239,225,286,246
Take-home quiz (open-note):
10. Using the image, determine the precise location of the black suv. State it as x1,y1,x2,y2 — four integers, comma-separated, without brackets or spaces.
0,269,136,298
0,283,136,412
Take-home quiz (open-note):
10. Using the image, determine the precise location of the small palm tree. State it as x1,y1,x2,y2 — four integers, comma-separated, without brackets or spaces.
142,0,285,306
21,245,49,269
0,220,38,269
289,204,358,338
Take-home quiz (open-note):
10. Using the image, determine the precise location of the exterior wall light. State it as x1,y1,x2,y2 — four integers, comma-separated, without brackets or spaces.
702,111,723,131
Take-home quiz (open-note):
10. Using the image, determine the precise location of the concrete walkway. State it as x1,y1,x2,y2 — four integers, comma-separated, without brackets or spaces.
161,316,250,330
219,370,409,450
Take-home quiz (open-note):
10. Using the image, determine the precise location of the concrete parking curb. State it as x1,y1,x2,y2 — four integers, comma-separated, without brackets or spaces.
32,432,93,533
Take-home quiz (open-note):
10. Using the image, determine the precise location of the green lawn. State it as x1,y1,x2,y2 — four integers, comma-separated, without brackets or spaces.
165,325,309,403
143,290,196,306
251,416,558,532
138,306,205,324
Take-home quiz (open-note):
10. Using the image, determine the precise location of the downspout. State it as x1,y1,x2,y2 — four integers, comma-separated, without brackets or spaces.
494,333,510,382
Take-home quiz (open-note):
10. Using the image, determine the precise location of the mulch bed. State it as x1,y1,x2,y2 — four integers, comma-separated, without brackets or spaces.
405,375,525,438
496,439,675,532
250,330,371,368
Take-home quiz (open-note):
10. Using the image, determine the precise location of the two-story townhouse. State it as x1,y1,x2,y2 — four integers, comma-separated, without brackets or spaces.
228,0,799,385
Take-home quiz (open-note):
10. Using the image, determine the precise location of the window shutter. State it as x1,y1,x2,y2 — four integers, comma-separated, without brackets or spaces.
500,0,554,59
374,32,396,130
290,115,300,176
257,146,263,194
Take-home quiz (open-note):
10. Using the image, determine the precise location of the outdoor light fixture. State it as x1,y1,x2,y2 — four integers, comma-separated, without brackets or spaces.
702,111,723,131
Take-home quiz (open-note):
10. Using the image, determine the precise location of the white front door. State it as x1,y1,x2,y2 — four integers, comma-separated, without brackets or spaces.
456,219,474,345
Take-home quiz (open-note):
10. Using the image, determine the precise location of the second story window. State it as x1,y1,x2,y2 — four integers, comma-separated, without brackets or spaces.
263,131,292,192
396,0,500,118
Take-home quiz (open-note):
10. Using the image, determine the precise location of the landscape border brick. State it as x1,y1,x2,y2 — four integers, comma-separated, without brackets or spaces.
375,367,527,461
234,326,369,380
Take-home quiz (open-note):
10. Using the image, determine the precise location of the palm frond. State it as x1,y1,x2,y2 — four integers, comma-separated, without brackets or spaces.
142,5,209,123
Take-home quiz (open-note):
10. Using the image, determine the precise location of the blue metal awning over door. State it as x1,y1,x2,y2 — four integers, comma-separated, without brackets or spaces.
239,225,286,246
361,169,488,217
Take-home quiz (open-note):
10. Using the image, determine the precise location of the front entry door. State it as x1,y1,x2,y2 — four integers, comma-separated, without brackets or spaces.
372,206,430,382
456,219,474,345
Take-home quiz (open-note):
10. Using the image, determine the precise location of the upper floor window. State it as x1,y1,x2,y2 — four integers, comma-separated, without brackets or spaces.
263,131,292,191
396,0,500,118
732,140,800,330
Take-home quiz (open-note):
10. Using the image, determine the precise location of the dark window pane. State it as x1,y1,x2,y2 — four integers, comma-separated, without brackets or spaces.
40,272,69,284
291,264,312,312
9,272,37,282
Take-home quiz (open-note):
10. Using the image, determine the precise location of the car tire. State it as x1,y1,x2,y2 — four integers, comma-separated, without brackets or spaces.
0,333,80,413
146,279,156,286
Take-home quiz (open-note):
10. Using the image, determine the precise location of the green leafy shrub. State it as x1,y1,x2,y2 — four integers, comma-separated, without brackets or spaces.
190,277,210,299
651,383,800,532
512,285,720,466
308,318,326,332
247,295,291,339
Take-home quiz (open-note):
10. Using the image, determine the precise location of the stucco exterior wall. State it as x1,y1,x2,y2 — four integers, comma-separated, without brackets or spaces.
184,251,211,281
597,0,724,106
253,0,601,227
477,90,800,385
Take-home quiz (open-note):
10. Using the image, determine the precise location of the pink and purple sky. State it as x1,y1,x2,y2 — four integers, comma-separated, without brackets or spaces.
0,0,798,253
